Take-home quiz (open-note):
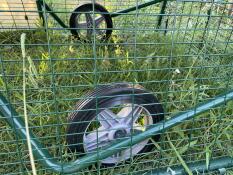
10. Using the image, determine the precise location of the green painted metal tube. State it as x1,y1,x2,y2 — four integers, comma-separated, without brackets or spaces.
43,3,68,28
1,90,233,173
111,0,167,18
139,156,233,175
36,0,45,26
157,0,167,28
36,0,68,29
36,0,169,29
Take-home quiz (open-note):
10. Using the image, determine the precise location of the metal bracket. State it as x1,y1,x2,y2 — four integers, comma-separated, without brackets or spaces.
167,167,176,175
219,168,226,174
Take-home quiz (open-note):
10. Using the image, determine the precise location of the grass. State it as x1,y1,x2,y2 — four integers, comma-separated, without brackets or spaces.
0,1,233,175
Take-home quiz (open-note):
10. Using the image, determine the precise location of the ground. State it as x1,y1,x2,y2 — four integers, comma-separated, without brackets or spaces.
0,0,233,174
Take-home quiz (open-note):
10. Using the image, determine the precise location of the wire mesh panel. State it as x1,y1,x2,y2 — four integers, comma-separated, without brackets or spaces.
0,0,39,29
0,0,233,174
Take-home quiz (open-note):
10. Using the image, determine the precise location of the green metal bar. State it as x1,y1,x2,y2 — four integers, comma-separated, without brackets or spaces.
36,0,170,28
110,0,169,18
1,89,233,173
36,0,45,26
202,8,212,43
157,0,167,28
43,3,68,28
139,156,233,175
36,0,68,28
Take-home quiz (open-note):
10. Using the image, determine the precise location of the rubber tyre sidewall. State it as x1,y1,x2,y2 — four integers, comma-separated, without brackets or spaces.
66,84,164,165
69,3,113,41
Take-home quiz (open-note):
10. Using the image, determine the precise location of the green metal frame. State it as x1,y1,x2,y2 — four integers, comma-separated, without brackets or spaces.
36,0,68,28
1,0,232,174
110,0,166,17
36,0,168,30
142,157,233,175
0,89,233,174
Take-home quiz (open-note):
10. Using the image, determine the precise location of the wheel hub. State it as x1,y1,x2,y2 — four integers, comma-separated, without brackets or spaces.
114,129,127,139
83,104,154,164
108,125,129,140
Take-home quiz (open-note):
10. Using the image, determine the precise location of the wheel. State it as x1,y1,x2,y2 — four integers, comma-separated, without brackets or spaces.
69,3,113,42
66,83,164,165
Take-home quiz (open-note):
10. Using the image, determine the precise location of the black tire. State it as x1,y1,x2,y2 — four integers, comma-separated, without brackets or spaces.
69,3,113,41
66,83,164,165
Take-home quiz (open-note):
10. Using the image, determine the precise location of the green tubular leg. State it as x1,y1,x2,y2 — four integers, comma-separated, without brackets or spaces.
137,157,233,174
36,0,68,29
0,90,233,174
44,3,68,28
36,0,45,26
157,0,168,28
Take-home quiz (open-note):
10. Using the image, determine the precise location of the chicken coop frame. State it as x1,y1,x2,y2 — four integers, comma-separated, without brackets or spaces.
0,0,233,174
35,0,167,30
1,88,233,173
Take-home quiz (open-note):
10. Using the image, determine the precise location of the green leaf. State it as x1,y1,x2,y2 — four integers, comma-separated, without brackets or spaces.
179,140,198,155
167,134,193,175
206,146,212,170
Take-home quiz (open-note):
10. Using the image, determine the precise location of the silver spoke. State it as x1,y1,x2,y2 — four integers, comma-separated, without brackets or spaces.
78,16,104,29
95,16,105,28
117,106,133,118
112,151,121,159
97,109,120,129
83,104,153,165
85,13,93,37
119,106,143,125
77,22,87,29
84,130,109,152
85,13,93,26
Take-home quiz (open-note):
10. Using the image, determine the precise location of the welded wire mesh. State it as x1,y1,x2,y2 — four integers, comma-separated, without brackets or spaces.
0,0,233,174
